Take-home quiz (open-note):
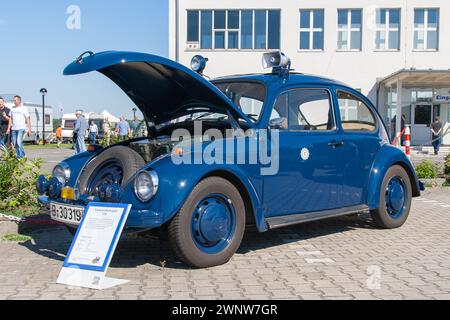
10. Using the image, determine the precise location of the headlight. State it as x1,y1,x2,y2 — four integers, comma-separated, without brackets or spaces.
52,162,71,182
134,170,159,202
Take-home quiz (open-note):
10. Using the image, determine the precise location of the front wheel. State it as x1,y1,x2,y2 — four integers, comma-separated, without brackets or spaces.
168,177,246,268
371,165,412,229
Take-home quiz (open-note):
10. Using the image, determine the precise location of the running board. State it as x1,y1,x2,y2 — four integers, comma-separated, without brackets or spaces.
266,205,370,230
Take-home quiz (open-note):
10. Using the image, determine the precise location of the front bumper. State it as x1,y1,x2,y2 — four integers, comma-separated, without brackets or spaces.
38,196,163,229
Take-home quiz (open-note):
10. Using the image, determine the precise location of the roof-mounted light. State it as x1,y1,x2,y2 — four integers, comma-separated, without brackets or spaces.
191,55,208,75
262,51,291,76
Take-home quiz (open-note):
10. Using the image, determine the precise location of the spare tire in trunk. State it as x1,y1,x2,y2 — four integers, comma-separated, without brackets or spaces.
78,146,145,196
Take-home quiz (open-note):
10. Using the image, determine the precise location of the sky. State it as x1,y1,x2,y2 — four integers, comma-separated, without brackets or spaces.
0,0,168,119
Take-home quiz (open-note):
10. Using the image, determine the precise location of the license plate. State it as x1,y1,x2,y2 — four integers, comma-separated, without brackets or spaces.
50,202,84,225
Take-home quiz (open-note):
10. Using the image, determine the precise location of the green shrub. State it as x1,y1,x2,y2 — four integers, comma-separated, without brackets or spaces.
415,160,439,179
0,149,42,216
445,154,450,176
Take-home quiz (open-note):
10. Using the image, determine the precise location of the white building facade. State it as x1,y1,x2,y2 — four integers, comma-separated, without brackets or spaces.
169,0,450,145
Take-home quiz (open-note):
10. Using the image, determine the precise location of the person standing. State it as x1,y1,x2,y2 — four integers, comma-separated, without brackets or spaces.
6,96,31,159
55,126,63,148
0,97,11,150
431,116,443,155
102,118,111,146
74,111,88,154
89,121,99,144
115,116,131,141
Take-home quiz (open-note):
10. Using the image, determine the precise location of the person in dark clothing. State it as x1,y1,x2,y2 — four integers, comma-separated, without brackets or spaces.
431,117,443,155
0,97,11,150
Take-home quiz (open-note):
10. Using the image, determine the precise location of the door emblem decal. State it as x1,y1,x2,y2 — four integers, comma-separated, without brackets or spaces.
301,148,310,161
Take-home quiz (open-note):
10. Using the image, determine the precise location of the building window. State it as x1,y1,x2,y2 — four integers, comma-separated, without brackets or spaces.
299,9,324,50
254,10,267,49
337,9,362,51
201,10,213,49
241,10,253,49
375,9,400,50
187,10,200,43
414,8,439,50
187,9,280,50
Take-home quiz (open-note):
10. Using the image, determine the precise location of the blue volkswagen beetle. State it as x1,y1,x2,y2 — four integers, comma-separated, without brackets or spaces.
37,51,422,268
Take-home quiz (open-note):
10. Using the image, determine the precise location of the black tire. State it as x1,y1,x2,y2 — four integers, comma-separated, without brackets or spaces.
371,165,412,229
78,146,145,195
168,177,246,268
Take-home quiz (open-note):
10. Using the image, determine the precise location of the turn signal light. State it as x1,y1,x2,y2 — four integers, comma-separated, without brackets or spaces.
61,187,76,201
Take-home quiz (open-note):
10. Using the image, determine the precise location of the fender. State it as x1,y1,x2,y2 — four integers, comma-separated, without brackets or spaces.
147,155,267,232
367,144,421,209
58,151,98,187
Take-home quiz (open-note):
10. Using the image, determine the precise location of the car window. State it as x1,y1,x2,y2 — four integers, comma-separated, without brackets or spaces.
337,91,377,132
214,81,266,123
270,88,335,131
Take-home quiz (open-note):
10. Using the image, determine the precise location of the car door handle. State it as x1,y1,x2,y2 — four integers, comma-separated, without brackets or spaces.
328,140,345,148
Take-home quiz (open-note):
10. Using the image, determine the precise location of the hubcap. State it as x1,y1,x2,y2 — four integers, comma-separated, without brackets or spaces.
385,177,406,218
192,194,236,253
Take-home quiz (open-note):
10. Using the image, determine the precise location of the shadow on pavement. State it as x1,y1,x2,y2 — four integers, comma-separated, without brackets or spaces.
18,212,377,270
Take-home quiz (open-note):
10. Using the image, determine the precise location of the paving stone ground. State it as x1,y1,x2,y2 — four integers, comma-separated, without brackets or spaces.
1,188,449,300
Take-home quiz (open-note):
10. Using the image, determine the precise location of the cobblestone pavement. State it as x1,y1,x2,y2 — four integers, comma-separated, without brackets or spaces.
0,188,449,300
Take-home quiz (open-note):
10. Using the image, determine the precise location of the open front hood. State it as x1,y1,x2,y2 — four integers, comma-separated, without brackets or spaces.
64,51,253,126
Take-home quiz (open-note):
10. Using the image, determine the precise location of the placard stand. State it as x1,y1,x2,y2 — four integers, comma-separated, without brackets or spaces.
57,203,131,290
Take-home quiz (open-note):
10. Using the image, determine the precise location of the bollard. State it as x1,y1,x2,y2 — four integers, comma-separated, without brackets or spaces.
405,126,411,159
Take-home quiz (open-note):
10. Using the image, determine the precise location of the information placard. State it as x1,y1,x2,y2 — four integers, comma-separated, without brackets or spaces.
57,202,131,290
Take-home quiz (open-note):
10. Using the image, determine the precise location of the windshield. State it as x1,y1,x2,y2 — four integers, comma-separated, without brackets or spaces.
214,81,267,123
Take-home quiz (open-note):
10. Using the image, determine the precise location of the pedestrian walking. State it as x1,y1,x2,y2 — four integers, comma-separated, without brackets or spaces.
0,97,11,151
115,116,131,141
89,121,99,144
431,116,443,155
6,95,31,159
74,111,88,154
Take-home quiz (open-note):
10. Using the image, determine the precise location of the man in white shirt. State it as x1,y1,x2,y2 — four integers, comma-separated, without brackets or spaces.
6,95,31,159
89,121,99,144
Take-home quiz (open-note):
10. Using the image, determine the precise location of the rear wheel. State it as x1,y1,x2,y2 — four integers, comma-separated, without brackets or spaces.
168,177,246,268
371,165,412,229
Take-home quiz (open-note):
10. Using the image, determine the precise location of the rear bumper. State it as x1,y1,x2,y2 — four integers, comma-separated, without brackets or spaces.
38,196,163,229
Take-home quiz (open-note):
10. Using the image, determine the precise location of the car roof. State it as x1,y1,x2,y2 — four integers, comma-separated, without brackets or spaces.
212,72,348,88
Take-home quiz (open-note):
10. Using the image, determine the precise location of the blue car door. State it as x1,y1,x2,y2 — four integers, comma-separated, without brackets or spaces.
335,89,383,207
263,87,346,217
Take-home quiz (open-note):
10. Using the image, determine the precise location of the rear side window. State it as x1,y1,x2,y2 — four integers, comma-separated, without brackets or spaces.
270,88,335,131
337,91,377,132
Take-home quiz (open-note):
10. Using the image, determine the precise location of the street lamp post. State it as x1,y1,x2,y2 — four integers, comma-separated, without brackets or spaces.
40,88,47,145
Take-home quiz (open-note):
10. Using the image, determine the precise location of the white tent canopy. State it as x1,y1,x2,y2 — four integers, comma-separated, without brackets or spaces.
61,110,120,123
101,110,120,123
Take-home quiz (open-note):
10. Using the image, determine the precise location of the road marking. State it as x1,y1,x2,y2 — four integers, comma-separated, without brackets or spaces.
305,258,335,264
424,200,438,203
296,251,324,256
